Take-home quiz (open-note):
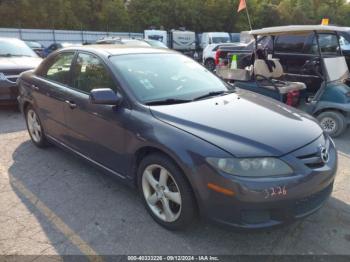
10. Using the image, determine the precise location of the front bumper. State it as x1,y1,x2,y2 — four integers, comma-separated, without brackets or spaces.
0,79,19,105
195,134,337,229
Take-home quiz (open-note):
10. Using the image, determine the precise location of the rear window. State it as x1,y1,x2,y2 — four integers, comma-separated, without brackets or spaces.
310,34,340,55
275,35,308,53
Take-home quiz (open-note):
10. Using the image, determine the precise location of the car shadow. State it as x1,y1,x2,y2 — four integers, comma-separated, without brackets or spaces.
0,107,26,134
7,141,350,255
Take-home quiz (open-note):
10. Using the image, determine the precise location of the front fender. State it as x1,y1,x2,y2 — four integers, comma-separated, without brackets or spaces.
125,109,231,208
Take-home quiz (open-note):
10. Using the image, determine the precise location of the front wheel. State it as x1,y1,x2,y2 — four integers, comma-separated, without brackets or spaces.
317,111,347,138
138,154,196,230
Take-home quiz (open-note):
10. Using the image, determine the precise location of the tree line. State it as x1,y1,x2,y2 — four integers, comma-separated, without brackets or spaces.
0,0,349,33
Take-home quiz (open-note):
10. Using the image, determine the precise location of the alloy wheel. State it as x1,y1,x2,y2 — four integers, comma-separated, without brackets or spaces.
142,164,182,222
27,109,42,143
320,117,337,133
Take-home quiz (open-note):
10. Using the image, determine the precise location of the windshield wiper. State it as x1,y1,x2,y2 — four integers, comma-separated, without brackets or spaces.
145,98,192,106
192,90,234,101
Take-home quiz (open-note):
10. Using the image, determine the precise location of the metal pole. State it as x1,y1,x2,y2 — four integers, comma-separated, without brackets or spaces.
52,29,56,43
314,31,322,58
81,24,84,43
245,1,253,31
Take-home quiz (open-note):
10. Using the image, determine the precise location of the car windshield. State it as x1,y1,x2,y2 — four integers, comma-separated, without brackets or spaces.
26,41,43,49
212,37,230,44
110,53,230,103
145,40,167,48
0,39,38,57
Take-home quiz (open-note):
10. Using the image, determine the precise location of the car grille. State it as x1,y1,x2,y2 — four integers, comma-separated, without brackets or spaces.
297,153,325,169
294,183,333,216
292,134,331,170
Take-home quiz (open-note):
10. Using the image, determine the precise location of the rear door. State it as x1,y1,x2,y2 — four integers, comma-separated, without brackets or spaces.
62,52,131,175
31,52,75,140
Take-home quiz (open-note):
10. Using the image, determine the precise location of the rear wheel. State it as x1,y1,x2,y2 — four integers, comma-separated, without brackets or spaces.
317,111,346,137
204,59,216,71
25,105,49,148
138,154,196,230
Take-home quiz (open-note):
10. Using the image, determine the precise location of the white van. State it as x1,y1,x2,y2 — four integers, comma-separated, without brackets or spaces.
200,32,231,49
144,30,168,46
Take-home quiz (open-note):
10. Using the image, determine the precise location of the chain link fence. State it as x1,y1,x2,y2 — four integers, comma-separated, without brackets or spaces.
0,28,143,46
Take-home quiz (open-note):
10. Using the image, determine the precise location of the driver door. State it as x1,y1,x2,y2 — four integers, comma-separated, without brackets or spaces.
62,52,131,175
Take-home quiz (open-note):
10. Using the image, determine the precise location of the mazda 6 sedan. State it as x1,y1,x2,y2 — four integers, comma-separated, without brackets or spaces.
17,45,337,230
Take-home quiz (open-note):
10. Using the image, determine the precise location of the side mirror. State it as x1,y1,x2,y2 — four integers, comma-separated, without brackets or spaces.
90,88,122,106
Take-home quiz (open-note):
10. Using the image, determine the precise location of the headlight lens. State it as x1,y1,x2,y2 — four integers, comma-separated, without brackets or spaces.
206,157,293,177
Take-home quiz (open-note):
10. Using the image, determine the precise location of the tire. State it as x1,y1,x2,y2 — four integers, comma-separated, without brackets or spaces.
25,105,49,148
137,153,196,230
317,111,346,138
204,59,216,71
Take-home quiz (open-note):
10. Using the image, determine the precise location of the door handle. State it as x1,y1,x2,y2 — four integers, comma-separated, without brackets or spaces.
65,100,77,109
31,84,39,91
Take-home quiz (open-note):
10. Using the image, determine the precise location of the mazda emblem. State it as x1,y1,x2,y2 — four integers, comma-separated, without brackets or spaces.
319,146,329,164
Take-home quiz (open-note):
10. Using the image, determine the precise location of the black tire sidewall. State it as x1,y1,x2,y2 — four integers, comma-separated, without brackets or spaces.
137,153,196,230
205,59,215,71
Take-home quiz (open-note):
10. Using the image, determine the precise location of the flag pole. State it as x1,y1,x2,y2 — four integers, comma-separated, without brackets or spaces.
244,1,253,30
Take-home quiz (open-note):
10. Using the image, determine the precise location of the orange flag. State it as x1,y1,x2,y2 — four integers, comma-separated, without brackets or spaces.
237,0,247,12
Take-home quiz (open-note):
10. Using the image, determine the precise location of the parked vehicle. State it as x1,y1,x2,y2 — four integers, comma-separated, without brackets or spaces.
0,37,42,106
18,45,337,230
96,37,150,47
216,25,350,137
42,42,81,57
169,29,197,58
25,41,45,57
230,33,241,43
216,25,350,94
203,43,245,71
144,29,168,46
200,32,231,50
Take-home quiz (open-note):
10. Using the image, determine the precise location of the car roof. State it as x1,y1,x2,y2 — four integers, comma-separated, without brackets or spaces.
250,25,350,36
61,45,176,56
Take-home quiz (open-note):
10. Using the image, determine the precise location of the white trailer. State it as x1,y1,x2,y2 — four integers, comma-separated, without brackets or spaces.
144,30,168,46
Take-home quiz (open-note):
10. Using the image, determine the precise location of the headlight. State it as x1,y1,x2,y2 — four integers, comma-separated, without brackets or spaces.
206,157,293,177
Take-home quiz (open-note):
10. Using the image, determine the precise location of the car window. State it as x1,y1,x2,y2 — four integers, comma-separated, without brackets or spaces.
275,34,308,53
340,35,350,51
45,52,75,85
310,34,340,55
72,53,115,93
258,36,273,51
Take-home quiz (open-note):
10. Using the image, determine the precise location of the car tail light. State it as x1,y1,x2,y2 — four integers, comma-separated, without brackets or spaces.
215,50,221,65
286,90,300,107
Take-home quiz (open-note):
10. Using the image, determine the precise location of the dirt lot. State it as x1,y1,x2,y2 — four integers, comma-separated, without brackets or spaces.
0,109,350,257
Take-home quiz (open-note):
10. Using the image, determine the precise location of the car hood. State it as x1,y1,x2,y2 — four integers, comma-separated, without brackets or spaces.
0,57,42,71
150,91,323,157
